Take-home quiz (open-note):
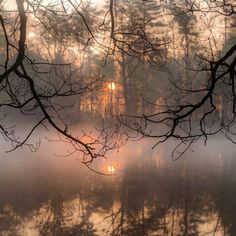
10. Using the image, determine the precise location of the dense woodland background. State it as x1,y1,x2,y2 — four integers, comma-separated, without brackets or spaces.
0,1,236,235
0,0,235,159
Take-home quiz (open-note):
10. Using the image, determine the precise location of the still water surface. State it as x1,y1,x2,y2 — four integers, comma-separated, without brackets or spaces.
0,138,236,236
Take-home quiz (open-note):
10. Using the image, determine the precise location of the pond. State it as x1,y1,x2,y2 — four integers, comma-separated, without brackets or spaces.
0,138,235,236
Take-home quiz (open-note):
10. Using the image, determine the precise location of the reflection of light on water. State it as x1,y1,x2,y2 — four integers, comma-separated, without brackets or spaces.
108,165,115,173
108,82,116,90
0,140,233,236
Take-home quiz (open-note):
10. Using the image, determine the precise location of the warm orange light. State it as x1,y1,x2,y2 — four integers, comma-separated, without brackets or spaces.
108,82,115,90
108,165,115,173
28,32,35,38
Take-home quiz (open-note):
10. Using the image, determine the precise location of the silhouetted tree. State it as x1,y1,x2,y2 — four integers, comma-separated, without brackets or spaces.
0,0,235,162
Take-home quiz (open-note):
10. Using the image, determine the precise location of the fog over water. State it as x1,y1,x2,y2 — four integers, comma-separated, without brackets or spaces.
0,0,235,234
0,131,236,236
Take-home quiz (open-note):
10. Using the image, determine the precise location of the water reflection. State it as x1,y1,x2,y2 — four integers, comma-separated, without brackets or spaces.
0,140,236,235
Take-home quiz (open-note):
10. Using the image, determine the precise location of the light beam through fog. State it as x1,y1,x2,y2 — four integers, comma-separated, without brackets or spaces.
0,0,235,235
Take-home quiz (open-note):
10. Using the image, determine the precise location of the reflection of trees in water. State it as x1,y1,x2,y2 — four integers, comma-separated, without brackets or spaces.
37,192,97,235
0,149,236,235
0,205,21,236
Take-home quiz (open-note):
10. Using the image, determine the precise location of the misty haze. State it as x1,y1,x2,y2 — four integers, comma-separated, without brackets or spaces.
0,0,236,235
